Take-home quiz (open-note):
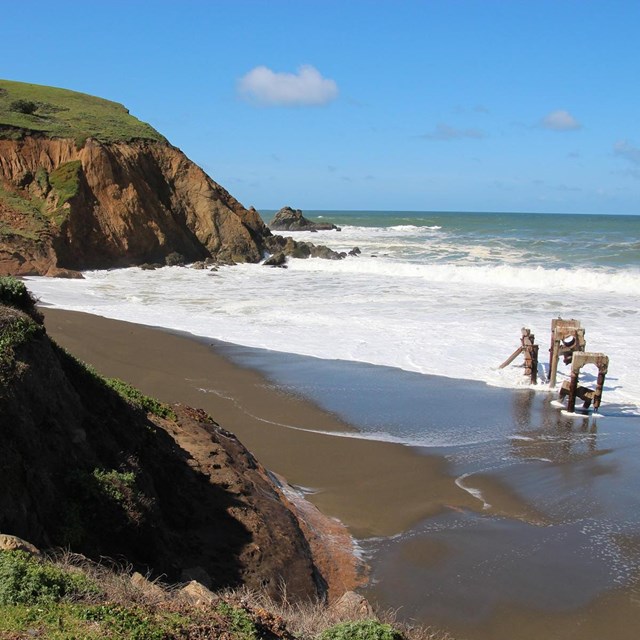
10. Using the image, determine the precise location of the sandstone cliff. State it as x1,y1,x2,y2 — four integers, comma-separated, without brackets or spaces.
0,137,271,275
0,290,331,599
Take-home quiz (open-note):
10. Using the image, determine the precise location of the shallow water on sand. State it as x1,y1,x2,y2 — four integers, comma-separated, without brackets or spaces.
215,342,640,640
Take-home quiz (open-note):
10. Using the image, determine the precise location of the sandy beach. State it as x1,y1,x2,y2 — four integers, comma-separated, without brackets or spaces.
42,307,640,640
43,308,485,539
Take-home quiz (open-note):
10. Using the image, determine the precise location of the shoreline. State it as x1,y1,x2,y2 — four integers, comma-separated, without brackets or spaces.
40,307,640,640
42,308,486,539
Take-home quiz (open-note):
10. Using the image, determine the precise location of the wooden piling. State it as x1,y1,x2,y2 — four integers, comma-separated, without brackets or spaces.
562,352,609,413
548,318,586,387
499,328,538,384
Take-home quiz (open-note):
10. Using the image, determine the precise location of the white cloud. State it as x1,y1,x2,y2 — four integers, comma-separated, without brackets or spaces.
421,123,485,140
238,65,338,106
541,110,581,131
613,140,640,165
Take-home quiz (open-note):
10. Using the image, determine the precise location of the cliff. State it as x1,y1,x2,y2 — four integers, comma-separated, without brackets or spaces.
0,281,332,599
0,79,347,276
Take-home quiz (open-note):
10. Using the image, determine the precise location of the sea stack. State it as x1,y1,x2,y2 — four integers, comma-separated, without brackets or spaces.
269,206,341,232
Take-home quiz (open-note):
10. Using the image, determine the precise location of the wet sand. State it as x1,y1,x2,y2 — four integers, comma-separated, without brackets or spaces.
43,308,485,538
42,308,640,639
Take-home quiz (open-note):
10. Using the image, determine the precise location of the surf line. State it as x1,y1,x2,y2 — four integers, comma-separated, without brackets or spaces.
455,473,492,510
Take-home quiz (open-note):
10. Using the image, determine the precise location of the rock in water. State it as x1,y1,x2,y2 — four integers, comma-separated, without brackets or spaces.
269,206,340,232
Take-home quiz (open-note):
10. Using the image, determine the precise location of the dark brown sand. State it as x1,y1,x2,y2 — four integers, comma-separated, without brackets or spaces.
43,308,482,538
42,308,640,640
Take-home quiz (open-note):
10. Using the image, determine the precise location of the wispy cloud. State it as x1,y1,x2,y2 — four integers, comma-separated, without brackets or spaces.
540,110,581,131
420,123,485,141
613,140,640,165
238,65,338,106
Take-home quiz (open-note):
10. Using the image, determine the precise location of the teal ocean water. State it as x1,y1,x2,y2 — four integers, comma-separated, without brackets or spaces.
302,209,640,268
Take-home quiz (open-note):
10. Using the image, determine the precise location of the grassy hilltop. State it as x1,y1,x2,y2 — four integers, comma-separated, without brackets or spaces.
0,79,165,144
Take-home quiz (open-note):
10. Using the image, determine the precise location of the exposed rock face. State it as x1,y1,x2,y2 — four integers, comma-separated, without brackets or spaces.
269,206,340,232
0,137,271,275
0,302,329,600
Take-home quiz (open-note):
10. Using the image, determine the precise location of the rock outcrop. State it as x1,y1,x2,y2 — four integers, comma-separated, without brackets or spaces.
0,298,333,600
269,207,340,232
0,137,271,276
0,80,354,276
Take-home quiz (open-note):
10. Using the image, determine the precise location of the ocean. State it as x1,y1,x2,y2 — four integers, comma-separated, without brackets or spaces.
25,210,640,639
26,210,640,415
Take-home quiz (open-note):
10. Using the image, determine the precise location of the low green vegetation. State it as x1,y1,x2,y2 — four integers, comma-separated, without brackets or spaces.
0,79,165,143
60,466,153,547
0,550,424,640
216,600,259,640
0,184,48,240
0,551,97,606
319,621,404,640
106,377,177,420
0,276,40,316
0,315,40,369
0,279,42,373
49,160,81,203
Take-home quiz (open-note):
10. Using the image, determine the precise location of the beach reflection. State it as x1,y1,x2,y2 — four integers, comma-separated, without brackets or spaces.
361,388,640,640
510,389,598,461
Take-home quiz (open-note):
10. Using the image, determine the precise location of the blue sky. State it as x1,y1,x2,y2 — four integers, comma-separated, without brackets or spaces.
3,1,639,214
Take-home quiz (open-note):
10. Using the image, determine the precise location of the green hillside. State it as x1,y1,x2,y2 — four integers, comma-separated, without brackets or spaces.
0,79,165,144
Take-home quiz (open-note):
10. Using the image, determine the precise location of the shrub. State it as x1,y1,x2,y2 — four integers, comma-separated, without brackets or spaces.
0,550,97,605
9,99,38,115
61,466,153,544
80,603,171,640
319,620,405,640
106,377,176,420
0,315,39,355
216,601,258,640
0,276,40,319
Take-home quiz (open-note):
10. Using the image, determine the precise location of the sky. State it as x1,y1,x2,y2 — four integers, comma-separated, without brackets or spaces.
2,0,639,215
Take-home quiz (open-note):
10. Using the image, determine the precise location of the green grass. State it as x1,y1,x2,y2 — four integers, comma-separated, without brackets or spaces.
0,79,165,144
0,601,186,640
216,600,259,640
0,314,41,374
0,551,98,606
0,184,47,240
0,276,39,314
319,620,404,640
49,160,81,204
105,377,177,420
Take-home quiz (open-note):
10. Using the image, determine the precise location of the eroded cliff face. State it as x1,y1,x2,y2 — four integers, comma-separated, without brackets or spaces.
0,137,271,275
0,301,330,599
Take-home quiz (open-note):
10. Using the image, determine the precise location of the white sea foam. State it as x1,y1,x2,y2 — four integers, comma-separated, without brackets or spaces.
25,254,640,414
455,473,492,509
25,215,640,416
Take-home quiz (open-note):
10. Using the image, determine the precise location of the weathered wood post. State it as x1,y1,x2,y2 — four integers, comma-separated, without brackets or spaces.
522,329,538,385
548,318,585,387
499,328,538,384
530,343,539,385
563,352,609,413
566,368,580,413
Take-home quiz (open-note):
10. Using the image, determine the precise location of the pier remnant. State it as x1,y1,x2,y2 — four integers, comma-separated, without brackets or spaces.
499,328,539,384
558,352,609,413
548,318,586,387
